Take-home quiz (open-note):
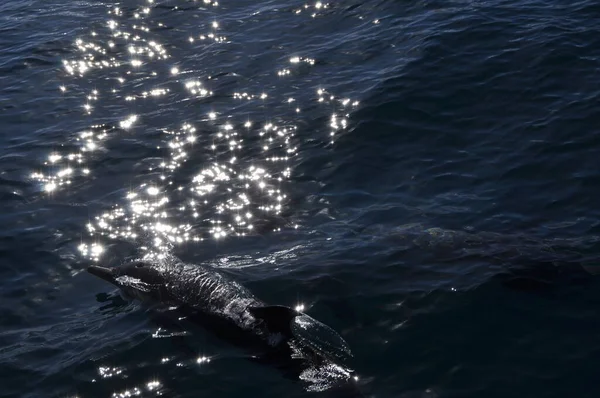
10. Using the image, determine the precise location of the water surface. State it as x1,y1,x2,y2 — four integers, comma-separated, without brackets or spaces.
1,0,600,397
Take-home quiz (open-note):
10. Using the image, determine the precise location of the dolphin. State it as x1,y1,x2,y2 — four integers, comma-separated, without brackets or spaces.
87,256,362,395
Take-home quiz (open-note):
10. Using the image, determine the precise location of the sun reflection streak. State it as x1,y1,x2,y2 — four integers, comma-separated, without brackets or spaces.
75,112,311,257
42,0,362,267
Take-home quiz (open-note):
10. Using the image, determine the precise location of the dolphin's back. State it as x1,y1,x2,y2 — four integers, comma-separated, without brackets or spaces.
166,262,264,330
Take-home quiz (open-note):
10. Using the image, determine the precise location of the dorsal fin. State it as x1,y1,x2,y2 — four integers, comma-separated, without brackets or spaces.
248,305,299,337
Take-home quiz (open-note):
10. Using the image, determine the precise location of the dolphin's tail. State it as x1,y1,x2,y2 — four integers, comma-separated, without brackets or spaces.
249,305,353,364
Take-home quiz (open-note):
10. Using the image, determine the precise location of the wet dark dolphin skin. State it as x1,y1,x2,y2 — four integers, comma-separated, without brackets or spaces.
87,257,364,396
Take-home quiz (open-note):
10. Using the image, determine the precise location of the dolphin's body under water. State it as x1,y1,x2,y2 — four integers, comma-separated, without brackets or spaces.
87,256,364,396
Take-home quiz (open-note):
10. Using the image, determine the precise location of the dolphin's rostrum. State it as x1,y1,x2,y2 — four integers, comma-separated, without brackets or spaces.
87,256,359,393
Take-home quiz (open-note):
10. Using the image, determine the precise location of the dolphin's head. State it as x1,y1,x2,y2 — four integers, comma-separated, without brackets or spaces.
88,260,168,301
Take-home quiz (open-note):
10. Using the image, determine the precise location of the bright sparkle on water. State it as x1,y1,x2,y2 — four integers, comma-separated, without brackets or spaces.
98,366,123,379
120,114,138,129
147,380,161,391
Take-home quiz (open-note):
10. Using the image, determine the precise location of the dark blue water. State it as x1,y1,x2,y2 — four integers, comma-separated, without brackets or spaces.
2,0,600,397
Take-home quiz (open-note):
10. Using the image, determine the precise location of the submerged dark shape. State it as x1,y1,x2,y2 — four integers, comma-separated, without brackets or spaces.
87,256,362,395
372,223,599,292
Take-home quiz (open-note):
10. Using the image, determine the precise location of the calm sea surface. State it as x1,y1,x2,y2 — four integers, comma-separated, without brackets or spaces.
2,0,600,397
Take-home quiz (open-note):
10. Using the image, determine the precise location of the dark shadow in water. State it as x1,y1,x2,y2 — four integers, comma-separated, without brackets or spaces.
496,258,595,295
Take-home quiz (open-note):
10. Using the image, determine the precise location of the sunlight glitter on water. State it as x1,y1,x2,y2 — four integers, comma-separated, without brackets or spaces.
197,356,211,364
98,366,123,379
119,114,138,129
30,124,121,193
34,0,360,264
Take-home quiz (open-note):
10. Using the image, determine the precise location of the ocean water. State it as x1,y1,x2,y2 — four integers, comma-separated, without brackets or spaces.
1,0,600,397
